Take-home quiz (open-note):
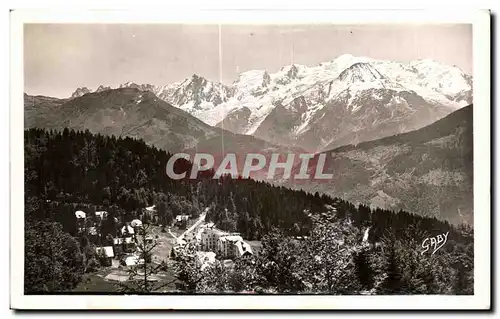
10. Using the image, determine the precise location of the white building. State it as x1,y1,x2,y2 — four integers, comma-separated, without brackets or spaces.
196,224,253,259
217,235,253,259
199,224,228,252
95,246,115,259
175,215,190,222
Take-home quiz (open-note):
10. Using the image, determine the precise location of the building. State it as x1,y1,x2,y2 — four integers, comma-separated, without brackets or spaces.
113,237,135,254
234,240,253,258
95,246,115,264
176,215,189,222
174,215,190,229
199,224,228,252
142,205,159,224
217,235,253,259
130,219,143,235
175,215,190,222
196,224,253,259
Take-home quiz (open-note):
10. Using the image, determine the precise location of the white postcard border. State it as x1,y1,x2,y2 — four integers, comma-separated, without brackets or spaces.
10,9,491,310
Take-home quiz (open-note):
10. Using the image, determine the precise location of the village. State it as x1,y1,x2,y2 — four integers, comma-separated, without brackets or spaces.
73,205,255,291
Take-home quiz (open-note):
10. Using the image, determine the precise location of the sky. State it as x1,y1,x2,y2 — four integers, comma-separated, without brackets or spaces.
24,23,472,98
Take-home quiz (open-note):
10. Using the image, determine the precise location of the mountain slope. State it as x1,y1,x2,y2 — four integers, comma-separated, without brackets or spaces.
282,105,473,224
25,88,220,152
184,132,306,180
24,93,67,128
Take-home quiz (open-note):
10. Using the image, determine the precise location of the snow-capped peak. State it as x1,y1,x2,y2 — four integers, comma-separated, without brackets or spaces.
158,73,235,115
234,70,271,96
119,81,138,88
95,85,111,93
337,62,387,83
71,87,91,99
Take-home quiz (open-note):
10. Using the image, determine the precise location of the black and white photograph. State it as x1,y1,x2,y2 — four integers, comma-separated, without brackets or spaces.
9,9,491,310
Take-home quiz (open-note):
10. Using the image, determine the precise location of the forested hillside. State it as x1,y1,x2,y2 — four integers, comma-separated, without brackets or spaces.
24,128,473,294
284,105,473,225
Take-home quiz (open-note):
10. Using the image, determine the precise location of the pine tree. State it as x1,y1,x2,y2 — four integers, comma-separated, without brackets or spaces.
380,243,404,294
354,249,374,291
453,265,470,295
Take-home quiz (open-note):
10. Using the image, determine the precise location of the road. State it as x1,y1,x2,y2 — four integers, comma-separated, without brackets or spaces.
175,207,209,244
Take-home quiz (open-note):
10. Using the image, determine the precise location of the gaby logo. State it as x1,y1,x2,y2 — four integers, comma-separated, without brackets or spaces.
165,152,333,180
421,231,449,255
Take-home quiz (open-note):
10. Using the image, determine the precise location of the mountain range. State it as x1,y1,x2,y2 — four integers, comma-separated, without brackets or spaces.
65,54,472,152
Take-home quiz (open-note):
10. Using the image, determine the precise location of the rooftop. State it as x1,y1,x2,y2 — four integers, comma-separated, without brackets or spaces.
220,235,243,242
121,225,135,235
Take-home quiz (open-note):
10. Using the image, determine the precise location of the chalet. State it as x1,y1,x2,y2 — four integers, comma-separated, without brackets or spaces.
142,205,159,224
130,219,143,228
95,246,114,265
